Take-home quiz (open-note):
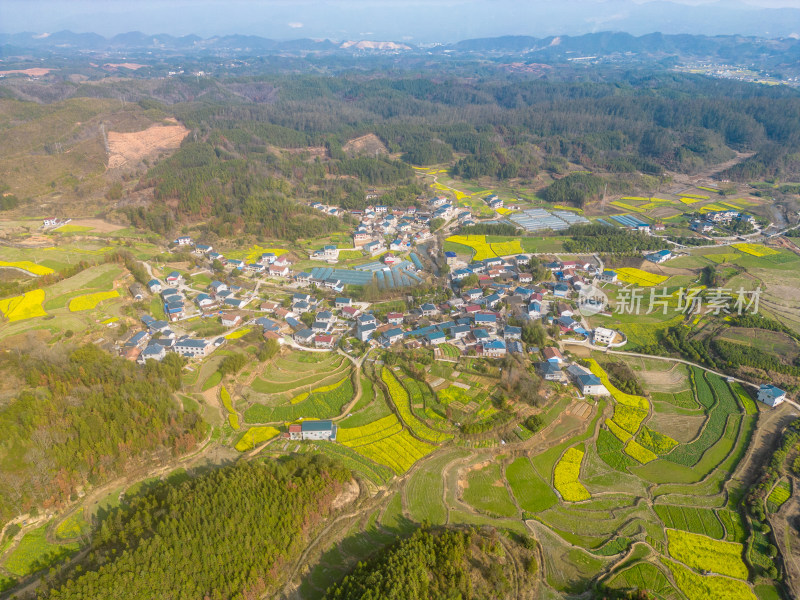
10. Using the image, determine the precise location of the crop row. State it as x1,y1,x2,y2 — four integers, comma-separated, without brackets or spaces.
586,360,649,410
767,480,791,511
615,267,669,287
244,377,354,423
655,504,725,539
0,260,54,276
382,368,452,443
234,426,280,452
637,426,678,455
345,428,436,474
68,290,120,312
612,404,647,435
624,439,657,464
662,558,756,600
553,446,591,502
313,441,394,485
666,528,749,580
596,429,637,473
604,419,632,443
336,414,402,445
666,371,739,466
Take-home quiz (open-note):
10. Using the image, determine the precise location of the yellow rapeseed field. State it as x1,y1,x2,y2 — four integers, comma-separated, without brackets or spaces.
0,260,55,276
0,289,47,321
68,290,120,312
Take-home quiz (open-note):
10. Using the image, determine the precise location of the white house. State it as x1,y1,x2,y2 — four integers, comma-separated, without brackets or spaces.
757,385,786,407
174,338,210,358
593,327,616,345
566,365,610,396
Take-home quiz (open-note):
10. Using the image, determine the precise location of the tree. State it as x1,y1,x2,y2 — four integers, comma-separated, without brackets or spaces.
300,312,315,327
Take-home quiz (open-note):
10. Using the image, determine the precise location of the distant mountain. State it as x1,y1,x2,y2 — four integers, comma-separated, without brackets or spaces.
1,30,798,67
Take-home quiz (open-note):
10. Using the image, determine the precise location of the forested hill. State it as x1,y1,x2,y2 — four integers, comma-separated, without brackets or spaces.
39,457,351,600
324,526,531,599
0,345,206,525
122,71,800,235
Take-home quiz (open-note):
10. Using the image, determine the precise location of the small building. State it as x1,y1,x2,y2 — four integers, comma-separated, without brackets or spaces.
382,327,405,345
543,347,564,364
387,312,404,325
301,420,337,441
600,270,618,283
357,313,377,328
356,322,377,342
450,324,471,340
690,219,715,233
165,271,182,283
314,334,334,349
195,293,215,308
757,385,786,407
342,306,360,319
174,338,209,358
147,279,162,294
594,327,616,345
420,303,438,317
444,251,458,266
174,235,193,246
645,249,672,264
129,283,145,301
288,424,303,440
474,313,497,327
553,283,569,297
426,331,446,345
269,265,290,277
518,272,533,284
335,297,352,309
483,339,507,357
294,329,315,345
504,326,522,340
137,344,166,364
221,313,243,327
567,365,609,396
537,361,563,381
210,280,228,293
125,331,150,349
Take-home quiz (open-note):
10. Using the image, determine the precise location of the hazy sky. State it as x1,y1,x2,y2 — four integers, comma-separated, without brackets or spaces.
2,0,800,40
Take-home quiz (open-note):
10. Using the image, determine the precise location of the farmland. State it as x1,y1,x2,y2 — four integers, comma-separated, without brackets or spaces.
615,267,669,287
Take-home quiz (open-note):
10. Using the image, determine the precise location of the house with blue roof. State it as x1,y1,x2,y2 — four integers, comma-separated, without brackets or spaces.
335,297,352,309
255,317,280,333
426,331,446,345
451,268,473,281
147,279,162,293
504,326,522,340
450,324,471,340
125,331,150,348
484,293,502,308
472,328,490,341
420,303,438,317
195,293,214,308
138,344,166,364
464,288,483,301
507,340,524,354
553,283,569,297
601,270,618,283
356,322,377,342
483,339,507,357
757,385,786,407
645,249,672,264
294,329,315,345
566,365,609,396
300,420,337,441
382,328,405,346
474,313,497,326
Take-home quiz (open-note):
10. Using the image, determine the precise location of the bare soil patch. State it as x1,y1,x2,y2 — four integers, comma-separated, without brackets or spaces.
649,412,706,443
638,365,687,392
343,133,388,156
331,479,360,510
107,122,189,169
0,68,53,76
103,63,146,70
